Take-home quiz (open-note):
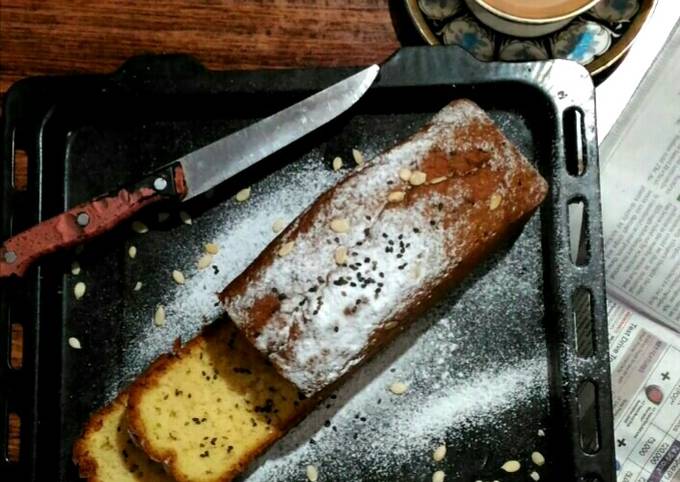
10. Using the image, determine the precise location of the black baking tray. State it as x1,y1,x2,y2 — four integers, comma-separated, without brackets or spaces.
0,47,615,482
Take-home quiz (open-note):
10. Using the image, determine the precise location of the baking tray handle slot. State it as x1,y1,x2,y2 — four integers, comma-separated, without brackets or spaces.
577,380,602,454
564,107,587,177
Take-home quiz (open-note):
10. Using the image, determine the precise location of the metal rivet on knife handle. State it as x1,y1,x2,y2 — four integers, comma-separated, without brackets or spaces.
3,251,17,264
153,177,168,191
76,212,90,227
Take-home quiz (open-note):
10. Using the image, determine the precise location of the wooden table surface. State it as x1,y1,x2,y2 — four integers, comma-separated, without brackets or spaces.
0,0,409,96
1,0,410,466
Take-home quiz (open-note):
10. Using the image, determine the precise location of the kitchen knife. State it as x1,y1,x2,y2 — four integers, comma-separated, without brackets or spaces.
0,65,380,278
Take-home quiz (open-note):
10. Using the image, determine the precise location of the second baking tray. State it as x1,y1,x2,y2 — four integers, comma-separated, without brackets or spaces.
0,47,614,481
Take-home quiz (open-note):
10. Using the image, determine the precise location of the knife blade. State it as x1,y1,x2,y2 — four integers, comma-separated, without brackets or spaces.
181,65,379,200
0,65,380,278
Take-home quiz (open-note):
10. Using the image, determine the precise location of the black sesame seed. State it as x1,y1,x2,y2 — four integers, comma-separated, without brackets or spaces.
278,293,287,301
413,228,420,233
350,282,357,287
324,420,331,427
334,326,339,332
382,233,388,238
308,286,318,293
430,220,436,226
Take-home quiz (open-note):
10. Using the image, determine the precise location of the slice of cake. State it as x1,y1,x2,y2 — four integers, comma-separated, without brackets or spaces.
125,321,311,482
72,392,172,482
220,99,548,395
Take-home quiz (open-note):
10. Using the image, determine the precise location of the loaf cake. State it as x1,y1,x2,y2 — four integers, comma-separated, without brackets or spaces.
72,392,172,482
125,320,312,482
220,99,548,396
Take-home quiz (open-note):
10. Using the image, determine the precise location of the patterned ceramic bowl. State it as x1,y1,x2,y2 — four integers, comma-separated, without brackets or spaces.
405,0,656,76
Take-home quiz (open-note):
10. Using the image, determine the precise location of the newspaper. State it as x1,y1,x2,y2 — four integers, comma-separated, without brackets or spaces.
592,19,680,482
599,21,680,331
608,297,680,481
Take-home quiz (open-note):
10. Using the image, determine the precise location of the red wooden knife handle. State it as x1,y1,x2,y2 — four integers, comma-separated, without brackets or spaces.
0,163,187,278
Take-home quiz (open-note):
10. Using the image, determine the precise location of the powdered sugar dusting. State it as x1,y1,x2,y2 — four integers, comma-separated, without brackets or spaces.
246,358,546,482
